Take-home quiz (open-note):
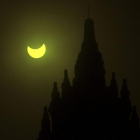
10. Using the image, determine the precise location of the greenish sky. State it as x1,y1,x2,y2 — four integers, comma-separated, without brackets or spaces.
0,0,140,140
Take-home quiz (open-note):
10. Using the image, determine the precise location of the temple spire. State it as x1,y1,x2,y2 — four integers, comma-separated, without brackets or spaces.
61,69,71,100
120,79,130,100
109,72,118,100
51,82,60,100
36,106,51,140
84,4,95,42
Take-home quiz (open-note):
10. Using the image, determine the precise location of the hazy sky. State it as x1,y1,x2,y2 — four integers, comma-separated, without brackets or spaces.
0,0,140,140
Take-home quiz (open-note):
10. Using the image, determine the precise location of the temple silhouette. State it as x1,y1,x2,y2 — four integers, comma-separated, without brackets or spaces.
36,17,140,140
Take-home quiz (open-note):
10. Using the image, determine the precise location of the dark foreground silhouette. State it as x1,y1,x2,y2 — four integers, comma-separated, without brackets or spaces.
36,17,140,140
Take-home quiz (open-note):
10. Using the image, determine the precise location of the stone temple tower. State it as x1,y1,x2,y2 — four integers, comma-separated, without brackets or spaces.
73,18,106,96
36,15,140,140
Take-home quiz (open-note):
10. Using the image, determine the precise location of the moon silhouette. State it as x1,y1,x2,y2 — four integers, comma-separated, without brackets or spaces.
27,44,46,58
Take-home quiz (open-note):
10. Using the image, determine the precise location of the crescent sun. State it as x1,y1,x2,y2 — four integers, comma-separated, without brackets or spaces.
27,44,46,58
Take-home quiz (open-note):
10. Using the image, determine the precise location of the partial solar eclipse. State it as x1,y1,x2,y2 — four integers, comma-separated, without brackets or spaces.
27,44,46,58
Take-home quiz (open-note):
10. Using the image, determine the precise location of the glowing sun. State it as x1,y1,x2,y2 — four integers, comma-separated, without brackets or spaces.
27,44,46,58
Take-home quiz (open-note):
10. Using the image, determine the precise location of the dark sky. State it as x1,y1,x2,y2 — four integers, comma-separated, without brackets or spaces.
0,0,140,140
